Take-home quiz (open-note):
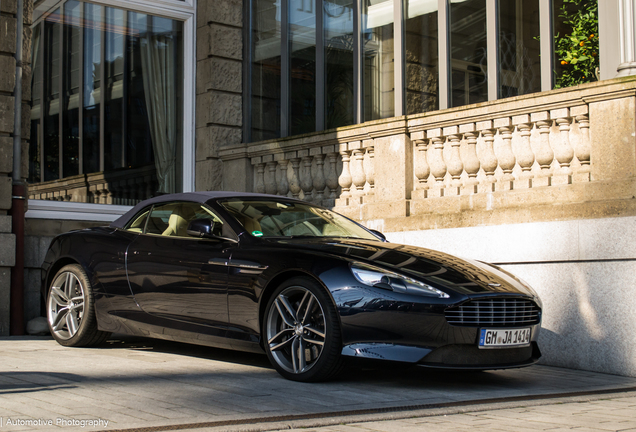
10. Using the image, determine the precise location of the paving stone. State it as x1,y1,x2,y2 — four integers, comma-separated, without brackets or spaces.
1,337,636,432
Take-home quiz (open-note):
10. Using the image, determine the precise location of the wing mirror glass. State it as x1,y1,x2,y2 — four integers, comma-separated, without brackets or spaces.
187,218,215,238
187,218,239,243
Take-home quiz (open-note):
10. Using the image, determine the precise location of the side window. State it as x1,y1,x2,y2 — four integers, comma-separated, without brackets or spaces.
144,202,224,238
124,207,151,233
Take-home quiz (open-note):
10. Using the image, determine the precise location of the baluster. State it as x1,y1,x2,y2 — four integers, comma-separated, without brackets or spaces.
495,119,516,190
300,155,314,202
277,158,290,197
350,148,366,197
514,119,535,189
363,141,375,196
325,151,339,200
413,139,430,193
289,158,302,199
254,161,266,194
532,113,555,187
265,161,278,195
446,132,463,195
552,109,574,184
574,113,591,181
100,187,111,204
313,153,326,204
427,128,447,197
338,149,353,199
478,126,498,193
462,128,480,194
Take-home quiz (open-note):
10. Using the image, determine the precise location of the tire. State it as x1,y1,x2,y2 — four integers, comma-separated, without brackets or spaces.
263,276,344,382
46,264,111,347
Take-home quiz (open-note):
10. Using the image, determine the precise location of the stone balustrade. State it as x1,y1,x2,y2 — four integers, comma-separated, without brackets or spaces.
250,144,348,207
28,165,159,205
225,77,636,229
409,106,591,199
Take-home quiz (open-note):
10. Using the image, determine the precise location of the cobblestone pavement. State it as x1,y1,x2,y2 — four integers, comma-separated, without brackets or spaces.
265,392,636,432
1,336,635,432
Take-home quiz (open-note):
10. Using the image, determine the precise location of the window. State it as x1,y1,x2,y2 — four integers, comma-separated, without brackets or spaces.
29,0,189,206
246,0,594,142
137,202,224,238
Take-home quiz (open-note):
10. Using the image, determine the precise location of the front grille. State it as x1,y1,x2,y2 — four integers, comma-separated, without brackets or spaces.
445,298,541,327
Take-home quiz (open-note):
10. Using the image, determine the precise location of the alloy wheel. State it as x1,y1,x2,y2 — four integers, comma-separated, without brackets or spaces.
265,286,326,374
47,271,86,340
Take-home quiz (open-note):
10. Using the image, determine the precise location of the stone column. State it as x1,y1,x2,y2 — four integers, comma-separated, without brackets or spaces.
532,111,555,187
337,148,353,200
444,126,463,196
413,138,430,198
363,141,375,197
512,115,535,189
289,157,302,199
324,150,340,201
253,161,266,193
199,0,245,191
476,121,498,193
277,158,289,196
299,153,314,202
460,123,480,195
572,105,591,183
312,152,326,204
427,128,447,198
552,110,575,185
495,118,516,191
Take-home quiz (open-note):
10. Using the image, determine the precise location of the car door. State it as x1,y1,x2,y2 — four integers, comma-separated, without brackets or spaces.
126,201,235,337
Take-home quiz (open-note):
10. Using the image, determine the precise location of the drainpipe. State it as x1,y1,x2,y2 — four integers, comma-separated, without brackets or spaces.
10,0,25,335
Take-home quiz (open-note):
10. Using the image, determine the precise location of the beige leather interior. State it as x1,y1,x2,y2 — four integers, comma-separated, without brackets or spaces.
161,204,196,237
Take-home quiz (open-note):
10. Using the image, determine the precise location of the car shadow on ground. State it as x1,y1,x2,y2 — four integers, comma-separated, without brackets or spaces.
99,334,506,388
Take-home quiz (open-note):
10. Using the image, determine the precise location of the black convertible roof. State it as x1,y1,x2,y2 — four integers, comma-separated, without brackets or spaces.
109,191,289,228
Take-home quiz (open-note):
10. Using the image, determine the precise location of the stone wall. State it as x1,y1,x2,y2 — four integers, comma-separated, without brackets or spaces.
196,0,244,192
0,0,18,336
1,0,32,335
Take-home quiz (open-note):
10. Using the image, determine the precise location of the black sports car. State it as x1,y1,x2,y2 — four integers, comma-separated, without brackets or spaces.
42,192,542,382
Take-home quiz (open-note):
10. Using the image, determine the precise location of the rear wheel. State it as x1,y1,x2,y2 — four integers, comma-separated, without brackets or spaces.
263,276,344,382
46,264,110,347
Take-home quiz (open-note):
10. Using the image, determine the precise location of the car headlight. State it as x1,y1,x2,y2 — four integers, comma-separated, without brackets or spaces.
350,263,449,298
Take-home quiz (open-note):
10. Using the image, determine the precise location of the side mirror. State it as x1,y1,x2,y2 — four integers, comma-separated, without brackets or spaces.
187,218,215,238
187,218,239,243
369,229,387,242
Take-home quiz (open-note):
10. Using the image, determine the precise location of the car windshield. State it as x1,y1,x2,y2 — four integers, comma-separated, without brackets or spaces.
219,199,379,240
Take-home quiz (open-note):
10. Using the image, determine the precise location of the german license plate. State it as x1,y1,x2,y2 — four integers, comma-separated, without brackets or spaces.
479,328,531,349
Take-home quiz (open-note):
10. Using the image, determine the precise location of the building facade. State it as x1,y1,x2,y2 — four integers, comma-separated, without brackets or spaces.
3,0,636,377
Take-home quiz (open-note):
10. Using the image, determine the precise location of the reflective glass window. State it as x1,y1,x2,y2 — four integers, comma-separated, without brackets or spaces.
498,0,541,98
29,1,184,204
324,0,354,128
252,0,282,141
450,0,487,107
363,0,394,121
290,0,317,135
405,0,439,114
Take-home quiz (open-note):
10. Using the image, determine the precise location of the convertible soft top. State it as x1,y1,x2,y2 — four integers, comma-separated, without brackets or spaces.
110,191,285,229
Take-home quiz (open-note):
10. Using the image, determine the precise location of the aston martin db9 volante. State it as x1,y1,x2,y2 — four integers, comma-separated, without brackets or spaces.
42,192,542,382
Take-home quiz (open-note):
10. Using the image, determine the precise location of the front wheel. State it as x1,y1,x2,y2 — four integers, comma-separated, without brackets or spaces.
263,277,344,382
46,264,110,347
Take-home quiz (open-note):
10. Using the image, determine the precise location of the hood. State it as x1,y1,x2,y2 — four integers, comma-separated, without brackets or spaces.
268,237,538,297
